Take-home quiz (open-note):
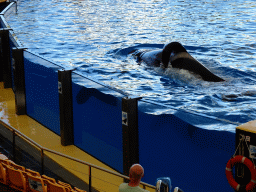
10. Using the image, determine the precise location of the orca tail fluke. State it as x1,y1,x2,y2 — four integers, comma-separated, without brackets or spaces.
204,75,225,82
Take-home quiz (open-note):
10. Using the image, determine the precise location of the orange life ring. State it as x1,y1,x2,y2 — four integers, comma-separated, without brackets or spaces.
226,155,256,192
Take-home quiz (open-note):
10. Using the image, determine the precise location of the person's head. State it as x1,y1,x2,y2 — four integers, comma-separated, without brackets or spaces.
129,164,144,182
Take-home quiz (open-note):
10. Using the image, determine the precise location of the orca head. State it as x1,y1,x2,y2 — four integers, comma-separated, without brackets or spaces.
162,42,187,68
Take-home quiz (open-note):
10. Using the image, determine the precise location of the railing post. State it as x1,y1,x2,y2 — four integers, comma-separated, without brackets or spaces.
58,69,74,146
89,165,91,192
122,96,142,182
156,177,172,192
15,1,17,13
12,47,27,115
0,29,2,82
12,130,16,162
41,149,44,175
0,28,12,88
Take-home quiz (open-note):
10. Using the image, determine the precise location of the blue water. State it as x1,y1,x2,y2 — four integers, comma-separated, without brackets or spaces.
5,0,256,131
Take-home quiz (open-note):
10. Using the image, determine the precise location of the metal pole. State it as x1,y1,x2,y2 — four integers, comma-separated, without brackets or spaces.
41,149,44,175
15,1,17,13
12,47,27,115
0,29,12,88
122,96,142,180
58,69,74,146
12,130,15,162
89,165,92,192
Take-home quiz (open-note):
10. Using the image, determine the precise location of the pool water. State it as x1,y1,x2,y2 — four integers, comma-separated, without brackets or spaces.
6,0,256,131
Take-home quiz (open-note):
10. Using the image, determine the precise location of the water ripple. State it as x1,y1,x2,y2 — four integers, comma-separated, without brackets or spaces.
6,0,256,127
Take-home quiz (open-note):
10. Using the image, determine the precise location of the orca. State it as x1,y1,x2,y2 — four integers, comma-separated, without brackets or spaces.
133,42,225,82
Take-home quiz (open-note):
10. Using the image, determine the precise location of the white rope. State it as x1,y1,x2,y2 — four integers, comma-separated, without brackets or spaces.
233,136,255,167
233,136,244,157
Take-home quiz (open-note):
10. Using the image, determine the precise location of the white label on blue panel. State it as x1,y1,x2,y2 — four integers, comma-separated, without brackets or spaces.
122,111,128,126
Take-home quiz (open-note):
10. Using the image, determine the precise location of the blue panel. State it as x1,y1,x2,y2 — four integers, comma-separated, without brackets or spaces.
24,51,62,135
138,100,235,192
72,73,124,172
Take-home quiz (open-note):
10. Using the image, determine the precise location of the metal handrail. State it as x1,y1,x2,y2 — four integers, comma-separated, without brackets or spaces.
0,120,156,190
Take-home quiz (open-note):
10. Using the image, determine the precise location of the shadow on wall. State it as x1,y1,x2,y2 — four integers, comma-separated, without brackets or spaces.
76,87,118,106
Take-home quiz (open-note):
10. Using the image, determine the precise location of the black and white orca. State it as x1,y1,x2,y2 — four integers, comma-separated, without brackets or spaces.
133,42,225,82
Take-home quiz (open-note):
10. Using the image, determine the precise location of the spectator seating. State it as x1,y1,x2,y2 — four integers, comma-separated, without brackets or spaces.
0,158,12,165
4,164,27,192
46,181,67,192
41,174,56,183
0,162,7,184
0,153,87,192
74,187,86,192
25,169,41,177
25,173,47,192
8,161,26,171
57,180,73,191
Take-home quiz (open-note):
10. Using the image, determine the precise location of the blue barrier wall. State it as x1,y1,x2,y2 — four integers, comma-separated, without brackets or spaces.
72,73,124,172
24,51,63,135
138,100,235,192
